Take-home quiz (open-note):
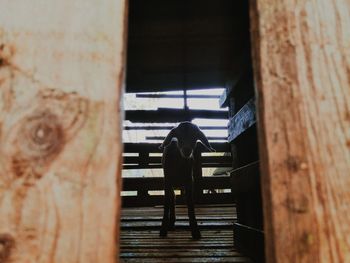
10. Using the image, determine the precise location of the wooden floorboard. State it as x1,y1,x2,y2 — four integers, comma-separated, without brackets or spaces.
120,205,253,263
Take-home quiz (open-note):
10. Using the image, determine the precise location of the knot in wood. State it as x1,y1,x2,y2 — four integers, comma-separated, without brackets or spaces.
0,43,15,68
0,233,15,262
18,110,64,162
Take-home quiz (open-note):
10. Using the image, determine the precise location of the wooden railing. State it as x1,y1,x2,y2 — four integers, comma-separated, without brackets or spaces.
122,142,233,207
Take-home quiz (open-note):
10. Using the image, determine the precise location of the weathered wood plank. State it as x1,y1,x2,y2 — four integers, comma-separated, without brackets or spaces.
125,108,228,123
121,220,233,228
145,136,228,141
135,94,221,99
120,250,241,258
120,230,234,237
250,0,350,262
122,193,234,207
119,206,250,262
228,98,256,142
120,257,252,263
123,125,228,131
123,142,230,153
0,1,126,262
123,154,231,166
122,176,232,191
122,163,232,170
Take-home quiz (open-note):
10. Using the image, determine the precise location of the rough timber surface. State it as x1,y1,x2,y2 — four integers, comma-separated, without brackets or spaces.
120,205,253,263
250,0,350,262
0,0,127,262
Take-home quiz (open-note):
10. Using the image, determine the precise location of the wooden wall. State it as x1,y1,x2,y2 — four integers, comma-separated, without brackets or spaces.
0,0,127,262
250,0,350,262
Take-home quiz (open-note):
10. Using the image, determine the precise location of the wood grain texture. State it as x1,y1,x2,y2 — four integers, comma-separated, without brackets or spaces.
0,0,127,262
250,0,350,262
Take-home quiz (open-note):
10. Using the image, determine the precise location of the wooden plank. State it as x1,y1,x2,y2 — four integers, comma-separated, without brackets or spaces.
122,163,232,170
228,98,256,142
250,0,350,262
125,108,228,123
145,136,228,141
121,235,234,240
122,176,232,191
0,0,126,262
119,204,250,262
122,205,235,213
120,250,241,258
123,155,232,166
120,234,234,239
123,125,228,131
135,94,221,99
120,257,252,263
122,193,234,207
121,239,233,245
123,142,230,153
120,243,233,249
121,205,236,216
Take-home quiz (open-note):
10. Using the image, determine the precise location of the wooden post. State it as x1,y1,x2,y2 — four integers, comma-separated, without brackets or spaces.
0,1,127,262
250,0,350,262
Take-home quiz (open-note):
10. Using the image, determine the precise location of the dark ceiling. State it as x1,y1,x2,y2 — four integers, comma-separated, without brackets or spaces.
126,0,251,93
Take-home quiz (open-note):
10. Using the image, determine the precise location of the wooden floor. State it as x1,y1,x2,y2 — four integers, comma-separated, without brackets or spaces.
120,205,253,263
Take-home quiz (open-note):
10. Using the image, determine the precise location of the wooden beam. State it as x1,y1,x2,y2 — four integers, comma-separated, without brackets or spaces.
0,1,126,262
123,155,232,166
145,136,227,141
123,125,228,130
122,193,233,207
228,98,256,142
123,142,231,153
122,163,232,170
250,0,350,262
135,94,221,99
122,176,231,192
125,108,228,123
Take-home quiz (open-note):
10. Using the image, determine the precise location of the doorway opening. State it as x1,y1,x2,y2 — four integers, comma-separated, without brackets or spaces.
121,0,264,262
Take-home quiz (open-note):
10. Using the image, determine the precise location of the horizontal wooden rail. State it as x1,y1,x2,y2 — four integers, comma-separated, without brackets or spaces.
135,94,221,99
122,176,233,207
123,155,232,165
122,163,233,170
145,136,227,141
125,108,228,123
122,193,234,207
123,125,228,130
123,142,231,153
123,176,231,192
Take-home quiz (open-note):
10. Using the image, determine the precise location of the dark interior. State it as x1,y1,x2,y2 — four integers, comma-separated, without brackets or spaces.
126,0,250,93
121,1,264,262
